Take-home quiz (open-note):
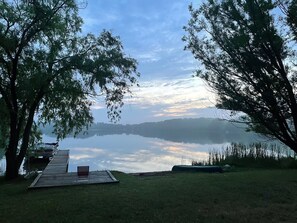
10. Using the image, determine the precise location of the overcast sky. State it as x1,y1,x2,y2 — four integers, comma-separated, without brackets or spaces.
79,0,228,124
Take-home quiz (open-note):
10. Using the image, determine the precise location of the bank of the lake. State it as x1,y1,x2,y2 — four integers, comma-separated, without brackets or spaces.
0,169,296,223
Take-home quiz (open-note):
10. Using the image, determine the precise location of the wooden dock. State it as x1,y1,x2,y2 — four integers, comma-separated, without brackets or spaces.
42,150,69,175
29,150,119,189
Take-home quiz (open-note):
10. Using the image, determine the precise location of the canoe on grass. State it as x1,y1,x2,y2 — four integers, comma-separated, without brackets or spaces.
172,165,223,173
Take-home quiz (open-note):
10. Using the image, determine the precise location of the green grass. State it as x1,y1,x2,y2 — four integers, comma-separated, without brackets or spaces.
0,169,297,223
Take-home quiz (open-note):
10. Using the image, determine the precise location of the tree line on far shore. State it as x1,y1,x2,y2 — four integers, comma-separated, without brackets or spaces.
42,118,260,144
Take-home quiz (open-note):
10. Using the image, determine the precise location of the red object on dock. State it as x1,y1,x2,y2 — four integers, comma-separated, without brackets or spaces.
77,166,89,176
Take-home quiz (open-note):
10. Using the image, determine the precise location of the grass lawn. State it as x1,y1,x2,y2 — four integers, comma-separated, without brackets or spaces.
0,169,297,223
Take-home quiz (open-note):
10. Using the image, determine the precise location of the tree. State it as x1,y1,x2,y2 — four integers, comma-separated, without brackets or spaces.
0,0,139,179
183,0,297,153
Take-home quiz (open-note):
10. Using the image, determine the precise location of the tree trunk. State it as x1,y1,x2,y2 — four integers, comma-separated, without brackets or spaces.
16,111,35,171
285,140,297,154
5,93,42,180
5,148,19,180
5,112,20,180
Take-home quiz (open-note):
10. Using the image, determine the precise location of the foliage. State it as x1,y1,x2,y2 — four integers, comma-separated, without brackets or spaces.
0,0,139,179
183,0,297,152
208,142,297,168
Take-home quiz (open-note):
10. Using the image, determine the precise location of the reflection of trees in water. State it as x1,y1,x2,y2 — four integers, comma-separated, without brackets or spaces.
110,119,260,144
0,148,4,159
134,131,259,144
42,118,262,144
23,158,49,173
0,149,5,174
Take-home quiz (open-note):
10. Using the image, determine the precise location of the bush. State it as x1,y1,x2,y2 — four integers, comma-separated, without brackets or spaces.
205,143,297,169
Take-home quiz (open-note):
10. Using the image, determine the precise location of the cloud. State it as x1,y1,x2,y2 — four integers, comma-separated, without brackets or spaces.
136,52,161,63
77,1,221,123
91,104,105,110
70,154,94,160
126,77,215,107
90,76,217,122
79,0,198,79
82,14,119,29
126,78,215,117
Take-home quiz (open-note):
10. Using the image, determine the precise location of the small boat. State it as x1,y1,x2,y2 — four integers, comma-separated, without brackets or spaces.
28,142,58,160
172,165,223,173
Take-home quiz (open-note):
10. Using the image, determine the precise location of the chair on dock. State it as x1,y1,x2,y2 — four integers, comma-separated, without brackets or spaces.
77,166,89,177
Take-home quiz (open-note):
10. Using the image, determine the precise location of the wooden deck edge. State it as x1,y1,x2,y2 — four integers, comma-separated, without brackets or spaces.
42,150,69,173
29,171,119,189
28,178,119,189
106,170,119,183
39,171,112,177
28,173,42,189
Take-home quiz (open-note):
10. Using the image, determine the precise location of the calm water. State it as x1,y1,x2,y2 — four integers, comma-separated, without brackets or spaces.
0,134,231,174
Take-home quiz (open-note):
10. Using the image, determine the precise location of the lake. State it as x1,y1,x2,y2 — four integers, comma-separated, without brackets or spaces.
42,134,232,173
0,134,235,175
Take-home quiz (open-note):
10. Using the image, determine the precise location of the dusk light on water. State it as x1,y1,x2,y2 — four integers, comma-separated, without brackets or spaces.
1,0,297,221
43,134,226,173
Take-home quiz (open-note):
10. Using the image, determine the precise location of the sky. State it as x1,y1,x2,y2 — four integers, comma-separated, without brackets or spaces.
78,0,229,124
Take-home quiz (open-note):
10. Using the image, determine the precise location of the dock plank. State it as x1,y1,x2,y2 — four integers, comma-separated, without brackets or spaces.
29,150,118,189
41,150,69,175
30,171,118,188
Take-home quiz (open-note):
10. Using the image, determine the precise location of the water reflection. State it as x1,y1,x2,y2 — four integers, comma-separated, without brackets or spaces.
1,133,266,174
0,158,5,175
0,149,5,175
42,134,229,173
0,130,291,175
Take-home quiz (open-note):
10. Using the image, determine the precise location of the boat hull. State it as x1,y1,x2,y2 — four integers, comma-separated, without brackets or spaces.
172,165,223,173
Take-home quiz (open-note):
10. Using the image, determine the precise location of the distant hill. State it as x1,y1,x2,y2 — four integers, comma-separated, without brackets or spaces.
41,118,261,144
